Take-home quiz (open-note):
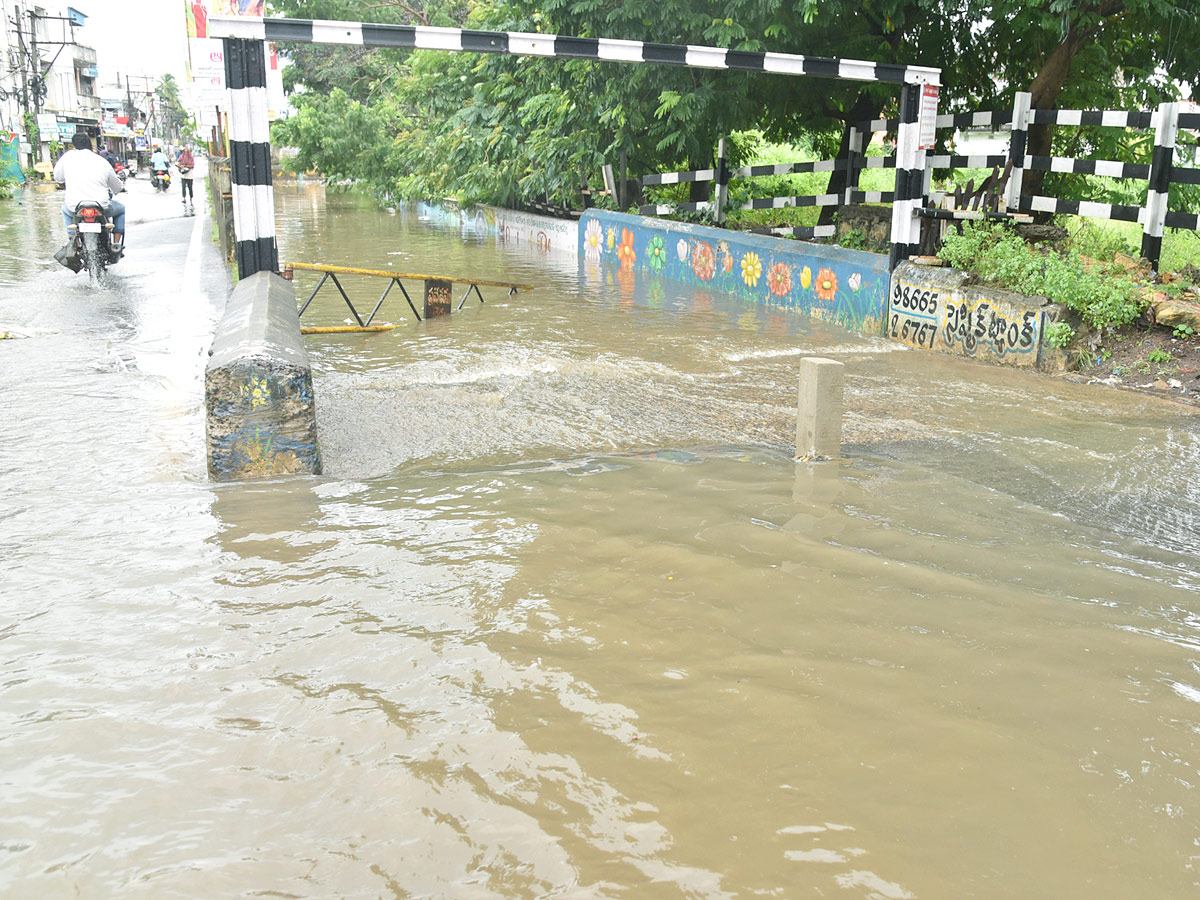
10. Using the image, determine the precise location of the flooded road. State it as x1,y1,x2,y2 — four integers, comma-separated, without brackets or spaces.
3,181,1200,898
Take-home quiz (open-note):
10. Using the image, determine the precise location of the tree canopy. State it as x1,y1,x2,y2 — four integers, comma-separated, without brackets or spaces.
269,0,1199,208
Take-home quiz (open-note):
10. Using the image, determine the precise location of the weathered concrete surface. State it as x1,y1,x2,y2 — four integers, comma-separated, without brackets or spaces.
796,357,844,460
889,260,1063,369
205,271,321,481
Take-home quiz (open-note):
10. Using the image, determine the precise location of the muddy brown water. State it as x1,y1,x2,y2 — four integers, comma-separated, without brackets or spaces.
3,182,1200,898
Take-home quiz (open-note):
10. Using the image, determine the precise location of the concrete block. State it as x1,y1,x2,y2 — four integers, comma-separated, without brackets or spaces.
205,271,322,481
796,357,844,460
888,260,1051,367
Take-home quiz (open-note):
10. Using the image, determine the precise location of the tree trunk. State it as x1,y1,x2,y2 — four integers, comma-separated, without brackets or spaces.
818,94,885,227
1023,1,1125,200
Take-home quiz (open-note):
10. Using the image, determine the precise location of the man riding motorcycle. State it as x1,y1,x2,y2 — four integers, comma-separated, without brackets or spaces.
151,145,171,190
53,132,126,254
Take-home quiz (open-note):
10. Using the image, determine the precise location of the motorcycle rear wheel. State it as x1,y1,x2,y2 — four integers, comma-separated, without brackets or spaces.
82,233,104,280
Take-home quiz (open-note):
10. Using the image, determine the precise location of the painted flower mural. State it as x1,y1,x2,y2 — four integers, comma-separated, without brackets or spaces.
617,228,636,268
800,266,812,290
677,238,689,262
718,240,733,274
692,241,716,281
815,267,838,302
647,235,667,271
767,261,792,297
607,227,617,252
741,251,762,287
584,219,603,261
848,272,862,291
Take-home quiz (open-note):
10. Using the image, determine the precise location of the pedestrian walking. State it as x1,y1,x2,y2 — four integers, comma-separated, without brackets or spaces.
177,147,196,210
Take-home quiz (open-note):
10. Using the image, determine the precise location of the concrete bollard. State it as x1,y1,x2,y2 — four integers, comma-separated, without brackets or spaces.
205,271,322,481
796,357,844,460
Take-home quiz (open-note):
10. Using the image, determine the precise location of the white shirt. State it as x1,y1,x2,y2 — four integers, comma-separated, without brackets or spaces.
52,149,123,210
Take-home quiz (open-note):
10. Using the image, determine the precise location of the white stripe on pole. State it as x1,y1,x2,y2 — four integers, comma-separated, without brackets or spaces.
208,15,265,39
685,46,727,68
228,88,252,139
1101,110,1129,128
597,38,645,62
231,184,258,240
763,53,806,76
1092,160,1129,178
1057,110,1083,126
254,185,276,238
247,87,270,144
311,19,363,44
837,60,877,81
414,26,463,51
507,32,556,56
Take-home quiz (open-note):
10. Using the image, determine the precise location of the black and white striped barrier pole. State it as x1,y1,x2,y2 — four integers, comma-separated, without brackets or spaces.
888,82,927,270
1141,101,1179,270
843,125,863,205
223,37,278,278
713,137,729,225
1003,91,1031,214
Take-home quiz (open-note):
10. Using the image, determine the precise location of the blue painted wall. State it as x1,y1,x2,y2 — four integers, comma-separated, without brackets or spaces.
578,210,890,336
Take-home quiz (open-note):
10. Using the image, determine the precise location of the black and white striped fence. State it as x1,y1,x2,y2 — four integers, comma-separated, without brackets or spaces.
207,14,938,277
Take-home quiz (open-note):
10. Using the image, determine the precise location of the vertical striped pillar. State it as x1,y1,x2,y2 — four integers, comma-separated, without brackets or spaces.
889,82,926,270
1004,91,1031,213
1141,101,1179,270
844,125,863,205
713,136,729,225
223,37,278,278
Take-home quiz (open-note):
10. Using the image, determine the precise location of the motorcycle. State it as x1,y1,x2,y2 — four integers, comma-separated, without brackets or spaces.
151,167,171,192
113,161,129,184
58,202,122,279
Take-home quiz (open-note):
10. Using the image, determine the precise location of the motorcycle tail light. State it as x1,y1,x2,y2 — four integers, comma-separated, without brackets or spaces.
81,209,98,219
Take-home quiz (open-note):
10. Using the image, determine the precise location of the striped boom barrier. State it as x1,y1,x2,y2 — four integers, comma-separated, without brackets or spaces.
739,194,841,210
642,169,716,186
1027,109,1154,128
1017,195,1145,224
1024,156,1151,179
208,16,941,85
637,201,713,217
748,225,838,239
926,154,1009,169
733,159,846,178
223,37,277,279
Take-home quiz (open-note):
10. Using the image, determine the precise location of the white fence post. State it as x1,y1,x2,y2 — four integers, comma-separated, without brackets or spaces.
222,37,278,279
713,136,729,225
844,125,863,205
889,82,927,270
1004,91,1031,214
1141,101,1179,270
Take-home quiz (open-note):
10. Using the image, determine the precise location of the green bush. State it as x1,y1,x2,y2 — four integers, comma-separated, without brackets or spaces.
939,222,1147,331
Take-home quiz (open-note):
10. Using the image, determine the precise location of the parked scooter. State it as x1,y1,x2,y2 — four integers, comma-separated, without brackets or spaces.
56,202,123,279
151,167,171,192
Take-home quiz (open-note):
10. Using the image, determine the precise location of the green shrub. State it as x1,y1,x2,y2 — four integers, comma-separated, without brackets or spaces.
939,222,1146,331
1045,321,1075,347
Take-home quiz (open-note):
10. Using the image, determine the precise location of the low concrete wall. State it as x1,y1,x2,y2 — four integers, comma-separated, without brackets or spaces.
579,210,891,336
205,271,322,481
888,260,1063,368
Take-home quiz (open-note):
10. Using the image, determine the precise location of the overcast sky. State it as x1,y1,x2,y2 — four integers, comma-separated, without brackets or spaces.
72,0,191,89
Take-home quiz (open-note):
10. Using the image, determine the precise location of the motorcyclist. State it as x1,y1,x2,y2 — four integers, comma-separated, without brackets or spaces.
52,132,126,252
151,145,170,188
